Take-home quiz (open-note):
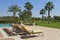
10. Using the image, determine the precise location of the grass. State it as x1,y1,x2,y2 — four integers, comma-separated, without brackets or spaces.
35,20,60,29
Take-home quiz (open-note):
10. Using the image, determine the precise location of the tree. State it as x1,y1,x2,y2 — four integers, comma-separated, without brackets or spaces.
8,5,21,19
25,2,33,12
19,10,23,20
24,2,33,23
23,10,30,23
25,2,33,17
40,9,45,21
54,16,60,21
45,2,54,24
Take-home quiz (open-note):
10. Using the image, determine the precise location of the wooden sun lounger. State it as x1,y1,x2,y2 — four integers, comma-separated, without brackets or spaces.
12,24,24,34
3,28,15,36
12,24,44,36
20,25,44,36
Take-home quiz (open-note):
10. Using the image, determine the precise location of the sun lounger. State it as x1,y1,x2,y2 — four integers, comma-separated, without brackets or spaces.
11,24,24,35
3,28,15,36
13,24,24,31
12,24,44,36
20,25,44,36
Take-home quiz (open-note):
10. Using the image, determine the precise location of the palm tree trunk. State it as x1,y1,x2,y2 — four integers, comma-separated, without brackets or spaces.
48,10,50,24
13,12,16,23
42,14,43,21
28,10,32,23
13,12,16,19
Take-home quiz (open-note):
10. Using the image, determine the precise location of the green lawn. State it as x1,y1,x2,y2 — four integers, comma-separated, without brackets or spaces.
35,20,60,29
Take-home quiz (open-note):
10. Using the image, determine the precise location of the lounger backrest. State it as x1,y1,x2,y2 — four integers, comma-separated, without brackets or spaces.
11,24,23,30
3,28,14,36
16,24,23,31
20,25,32,34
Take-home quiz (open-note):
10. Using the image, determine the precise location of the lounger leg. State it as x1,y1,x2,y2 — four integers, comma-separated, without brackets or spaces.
42,32,44,37
38,32,44,37
33,33,35,36
28,34,35,36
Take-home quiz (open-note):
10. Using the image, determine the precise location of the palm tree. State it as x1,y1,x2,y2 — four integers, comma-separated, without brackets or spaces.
19,10,22,20
45,2,54,24
40,9,45,21
23,10,29,23
24,2,33,17
25,2,33,12
8,5,21,19
24,2,33,23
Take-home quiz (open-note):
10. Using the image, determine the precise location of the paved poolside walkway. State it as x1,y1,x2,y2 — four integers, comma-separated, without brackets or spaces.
21,25,60,40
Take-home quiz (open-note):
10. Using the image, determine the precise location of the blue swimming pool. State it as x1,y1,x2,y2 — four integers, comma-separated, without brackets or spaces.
0,24,11,28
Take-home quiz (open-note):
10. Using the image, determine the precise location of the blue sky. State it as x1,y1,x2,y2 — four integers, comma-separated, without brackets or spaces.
0,0,60,17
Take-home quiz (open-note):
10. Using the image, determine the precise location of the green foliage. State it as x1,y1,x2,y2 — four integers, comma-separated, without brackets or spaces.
25,2,33,11
19,2,33,24
40,9,45,20
45,2,54,24
18,10,23,20
0,16,19,23
54,16,60,21
40,9,45,14
8,5,21,18
32,17,40,21
8,5,20,12
21,10,32,23
45,2,54,11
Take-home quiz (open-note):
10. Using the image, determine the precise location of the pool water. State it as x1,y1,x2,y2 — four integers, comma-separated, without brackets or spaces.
0,24,11,28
